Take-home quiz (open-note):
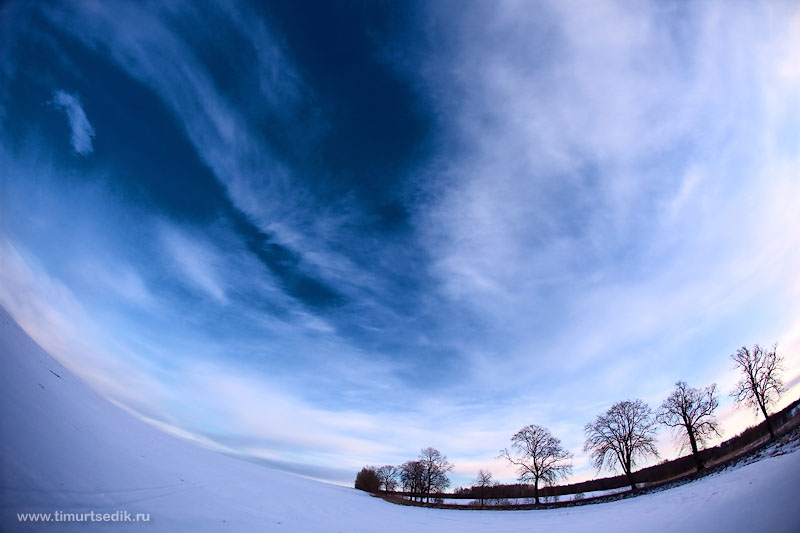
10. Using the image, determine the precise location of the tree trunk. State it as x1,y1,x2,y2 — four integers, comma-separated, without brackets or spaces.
687,427,704,470
625,461,637,491
534,479,540,505
425,476,430,503
759,402,775,439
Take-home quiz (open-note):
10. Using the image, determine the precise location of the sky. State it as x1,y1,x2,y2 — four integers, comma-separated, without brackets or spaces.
1,0,799,487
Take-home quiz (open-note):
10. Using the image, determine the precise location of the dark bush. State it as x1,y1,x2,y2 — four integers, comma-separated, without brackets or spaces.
355,467,381,493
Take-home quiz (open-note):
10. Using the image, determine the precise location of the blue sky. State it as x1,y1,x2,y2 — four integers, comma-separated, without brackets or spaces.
2,0,799,486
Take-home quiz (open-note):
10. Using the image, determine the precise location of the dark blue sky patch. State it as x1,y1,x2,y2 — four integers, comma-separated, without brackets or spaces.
230,215,346,310
258,0,435,229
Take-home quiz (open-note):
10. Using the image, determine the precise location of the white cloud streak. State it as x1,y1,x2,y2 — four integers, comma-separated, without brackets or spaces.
161,225,229,304
51,90,95,155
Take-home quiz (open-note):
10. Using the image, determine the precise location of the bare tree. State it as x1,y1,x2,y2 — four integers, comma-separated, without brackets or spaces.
399,460,424,501
375,465,398,492
731,344,784,439
584,399,659,491
419,447,454,503
499,424,573,504
472,469,493,507
656,381,721,470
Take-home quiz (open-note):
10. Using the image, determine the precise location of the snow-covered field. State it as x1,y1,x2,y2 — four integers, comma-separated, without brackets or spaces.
2,306,799,532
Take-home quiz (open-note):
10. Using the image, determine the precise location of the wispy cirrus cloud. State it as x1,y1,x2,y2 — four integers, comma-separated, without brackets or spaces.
36,0,432,337
410,0,800,390
51,90,95,155
160,225,229,305
39,1,344,283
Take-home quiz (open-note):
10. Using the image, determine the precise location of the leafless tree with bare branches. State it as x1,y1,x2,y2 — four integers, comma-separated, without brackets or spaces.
731,344,784,439
399,460,425,501
418,447,454,503
472,469,493,507
656,381,720,470
375,465,398,492
584,399,659,491
499,424,572,504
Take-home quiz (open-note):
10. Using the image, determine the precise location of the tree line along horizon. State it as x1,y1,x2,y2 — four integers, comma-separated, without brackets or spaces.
355,343,789,504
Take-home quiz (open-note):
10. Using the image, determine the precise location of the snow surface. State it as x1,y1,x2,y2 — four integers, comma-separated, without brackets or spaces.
2,307,799,532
